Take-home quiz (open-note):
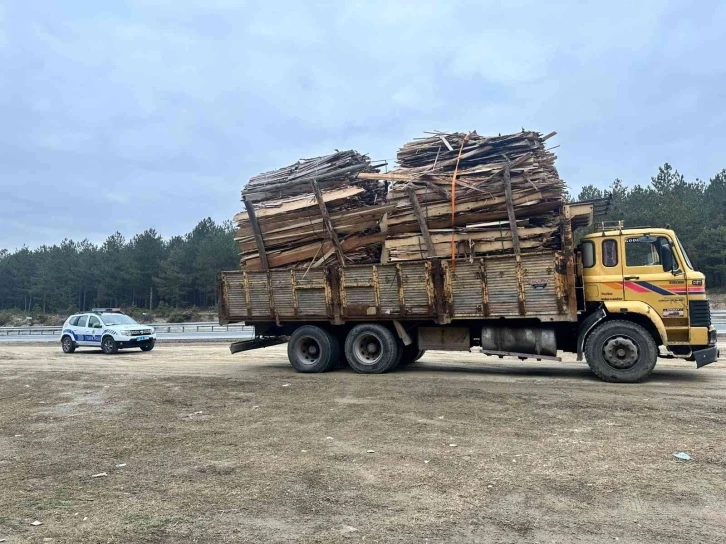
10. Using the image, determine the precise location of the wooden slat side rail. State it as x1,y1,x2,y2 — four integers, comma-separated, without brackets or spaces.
310,179,346,266
502,161,526,315
405,185,436,258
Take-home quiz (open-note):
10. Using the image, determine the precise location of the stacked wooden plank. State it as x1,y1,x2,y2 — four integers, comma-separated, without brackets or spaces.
358,130,566,261
235,130,568,270
234,151,390,271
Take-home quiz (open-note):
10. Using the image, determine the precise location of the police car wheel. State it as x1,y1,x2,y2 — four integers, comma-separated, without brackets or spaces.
140,344,154,352
61,335,76,354
102,336,119,355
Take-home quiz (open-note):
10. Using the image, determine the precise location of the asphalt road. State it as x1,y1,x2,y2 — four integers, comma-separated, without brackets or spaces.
0,331,254,344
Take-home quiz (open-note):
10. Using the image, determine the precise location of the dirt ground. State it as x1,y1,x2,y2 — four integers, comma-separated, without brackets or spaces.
1,343,725,543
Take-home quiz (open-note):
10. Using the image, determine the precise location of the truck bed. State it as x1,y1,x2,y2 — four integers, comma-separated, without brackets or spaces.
219,250,577,325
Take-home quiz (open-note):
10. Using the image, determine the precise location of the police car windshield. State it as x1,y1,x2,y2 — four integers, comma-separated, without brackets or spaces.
101,314,137,325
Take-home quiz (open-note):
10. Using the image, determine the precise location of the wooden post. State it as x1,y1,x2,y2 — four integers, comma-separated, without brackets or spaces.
243,196,269,272
502,160,526,315
405,185,436,258
310,179,346,266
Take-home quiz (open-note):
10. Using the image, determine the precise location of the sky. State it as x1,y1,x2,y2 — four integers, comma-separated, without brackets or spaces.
1,0,725,250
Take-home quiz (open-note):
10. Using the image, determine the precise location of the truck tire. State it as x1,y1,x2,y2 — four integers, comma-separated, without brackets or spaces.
399,344,424,366
287,326,340,373
584,320,658,383
344,324,400,374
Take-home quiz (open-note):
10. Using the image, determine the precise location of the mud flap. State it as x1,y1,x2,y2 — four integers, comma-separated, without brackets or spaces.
576,306,607,362
694,346,719,369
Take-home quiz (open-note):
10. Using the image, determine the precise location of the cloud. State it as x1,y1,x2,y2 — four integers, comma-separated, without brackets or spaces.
1,0,725,250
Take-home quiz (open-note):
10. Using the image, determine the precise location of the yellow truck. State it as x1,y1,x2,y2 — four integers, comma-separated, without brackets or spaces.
219,202,719,383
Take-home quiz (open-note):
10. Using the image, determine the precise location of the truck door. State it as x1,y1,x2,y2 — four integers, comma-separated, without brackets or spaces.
622,235,687,326
594,237,625,300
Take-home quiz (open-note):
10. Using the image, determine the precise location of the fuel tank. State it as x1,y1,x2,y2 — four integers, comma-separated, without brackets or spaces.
480,326,557,357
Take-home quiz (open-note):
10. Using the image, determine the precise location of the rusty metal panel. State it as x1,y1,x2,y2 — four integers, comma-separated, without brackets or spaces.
269,270,295,319
247,273,272,317
378,265,400,316
462,252,565,319
418,326,470,351
483,256,520,316
341,266,377,317
294,268,329,318
520,253,560,316
449,262,484,317
222,271,247,321
401,262,434,316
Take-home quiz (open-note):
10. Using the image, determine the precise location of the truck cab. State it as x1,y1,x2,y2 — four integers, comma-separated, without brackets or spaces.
579,226,717,373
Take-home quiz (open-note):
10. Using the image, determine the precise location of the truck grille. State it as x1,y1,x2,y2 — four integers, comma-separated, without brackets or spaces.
689,300,711,327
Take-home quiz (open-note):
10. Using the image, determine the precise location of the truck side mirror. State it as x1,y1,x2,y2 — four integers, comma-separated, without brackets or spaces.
661,244,674,273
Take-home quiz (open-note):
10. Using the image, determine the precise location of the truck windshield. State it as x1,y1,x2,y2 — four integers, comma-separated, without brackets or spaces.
675,237,694,270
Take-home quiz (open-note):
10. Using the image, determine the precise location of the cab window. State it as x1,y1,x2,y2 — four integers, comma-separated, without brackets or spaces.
76,315,88,328
602,239,618,267
625,236,678,269
582,241,595,268
88,315,101,329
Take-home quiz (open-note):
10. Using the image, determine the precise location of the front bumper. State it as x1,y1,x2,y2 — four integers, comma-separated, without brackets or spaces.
694,346,719,368
117,337,156,349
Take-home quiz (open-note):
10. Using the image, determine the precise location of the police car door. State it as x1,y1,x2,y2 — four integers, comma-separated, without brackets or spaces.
87,315,103,344
75,315,90,345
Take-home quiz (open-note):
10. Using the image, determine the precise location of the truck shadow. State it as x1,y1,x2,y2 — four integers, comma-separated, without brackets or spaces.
393,361,711,383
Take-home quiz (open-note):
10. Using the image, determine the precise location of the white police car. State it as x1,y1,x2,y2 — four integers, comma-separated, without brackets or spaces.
61,308,156,354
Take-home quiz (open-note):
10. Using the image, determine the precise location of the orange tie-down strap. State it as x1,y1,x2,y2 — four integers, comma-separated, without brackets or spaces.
450,134,470,267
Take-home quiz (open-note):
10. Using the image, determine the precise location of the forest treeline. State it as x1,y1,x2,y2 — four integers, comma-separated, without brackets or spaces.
575,164,726,288
0,218,238,314
2,163,726,315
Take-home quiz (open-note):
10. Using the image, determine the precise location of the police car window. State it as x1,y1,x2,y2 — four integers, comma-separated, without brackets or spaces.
76,315,88,328
88,316,101,328
69,315,80,326
602,239,618,267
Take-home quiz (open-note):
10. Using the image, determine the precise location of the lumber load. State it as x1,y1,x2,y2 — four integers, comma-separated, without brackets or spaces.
235,151,388,271
234,130,568,271
358,130,566,261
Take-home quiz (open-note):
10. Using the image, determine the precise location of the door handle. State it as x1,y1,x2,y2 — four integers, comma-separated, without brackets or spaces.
624,276,640,280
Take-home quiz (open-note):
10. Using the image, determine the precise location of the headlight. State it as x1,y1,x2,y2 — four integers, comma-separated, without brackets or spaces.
149,327,155,335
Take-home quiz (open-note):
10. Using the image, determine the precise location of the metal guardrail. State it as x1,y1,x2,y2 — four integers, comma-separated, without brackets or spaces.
0,322,252,336
2,311,726,337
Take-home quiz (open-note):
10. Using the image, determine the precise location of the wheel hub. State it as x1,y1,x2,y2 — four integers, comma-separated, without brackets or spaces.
296,337,321,365
603,336,639,369
356,334,382,365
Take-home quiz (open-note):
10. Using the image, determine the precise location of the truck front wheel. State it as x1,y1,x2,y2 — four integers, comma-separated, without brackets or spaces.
287,326,340,373
344,324,400,374
584,320,658,383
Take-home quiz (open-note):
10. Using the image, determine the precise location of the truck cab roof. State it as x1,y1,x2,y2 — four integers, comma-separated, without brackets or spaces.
583,227,676,239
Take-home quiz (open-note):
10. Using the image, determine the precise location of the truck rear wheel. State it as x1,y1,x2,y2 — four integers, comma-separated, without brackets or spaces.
584,320,658,383
399,344,424,366
344,324,400,374
287,325,340,373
